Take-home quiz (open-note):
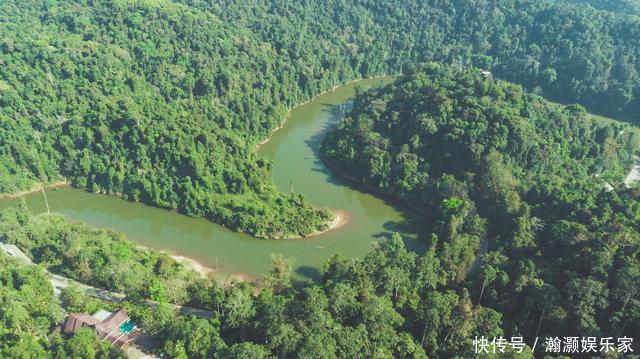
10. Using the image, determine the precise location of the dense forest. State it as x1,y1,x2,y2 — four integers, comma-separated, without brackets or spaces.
0,0,336,238
2,0,640,239
0,251,123,358
184,0,640,122
322,63,639,351
1,205,522,358
3,61,639,355
2,0,640,356
0,203,202,305
561,0,640,14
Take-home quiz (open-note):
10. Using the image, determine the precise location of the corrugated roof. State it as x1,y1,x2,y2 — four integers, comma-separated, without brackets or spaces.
96,308,130,338
64,308,136,348
63,314,100,335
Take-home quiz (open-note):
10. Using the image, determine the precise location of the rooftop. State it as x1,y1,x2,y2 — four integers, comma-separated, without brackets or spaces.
63,308,137,349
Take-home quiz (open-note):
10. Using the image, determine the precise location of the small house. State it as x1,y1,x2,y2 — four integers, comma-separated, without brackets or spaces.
63,308,137,349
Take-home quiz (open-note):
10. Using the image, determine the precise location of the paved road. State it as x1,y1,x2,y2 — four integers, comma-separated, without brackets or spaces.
624,156,640,188
1,242,126,300
468,238,488,275
0,241,212,319
0,242,32,263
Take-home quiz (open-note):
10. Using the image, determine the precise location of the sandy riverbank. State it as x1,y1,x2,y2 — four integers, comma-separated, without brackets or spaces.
169,254,215,276
167,253,255,283
0,180,68,200
279,209,350,240
163,210,347,280
306,209,349,238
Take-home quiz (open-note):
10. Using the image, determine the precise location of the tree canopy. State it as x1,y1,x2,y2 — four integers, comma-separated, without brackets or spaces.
0,251,122,358
2,0,640,238
1,0,639,356
322,62,640,349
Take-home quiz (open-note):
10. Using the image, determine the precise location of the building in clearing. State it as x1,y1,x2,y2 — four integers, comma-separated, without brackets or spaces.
63,308,137,349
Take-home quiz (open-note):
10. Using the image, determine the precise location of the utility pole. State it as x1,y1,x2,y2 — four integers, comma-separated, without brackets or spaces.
41,184,50,215
332,79,336,100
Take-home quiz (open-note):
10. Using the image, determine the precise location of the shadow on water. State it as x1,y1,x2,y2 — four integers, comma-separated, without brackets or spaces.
373,218,431,253
302,99,431,260
1,77,429,283
303,102,348,177
294,265,323,286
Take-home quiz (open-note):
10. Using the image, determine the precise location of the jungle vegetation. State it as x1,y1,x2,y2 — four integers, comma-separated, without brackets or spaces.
1,0,639,357
561,0,640,14
0,251,124,358
2,0,640,238
0,205,512,358
321,62,639,352
2,62,638,355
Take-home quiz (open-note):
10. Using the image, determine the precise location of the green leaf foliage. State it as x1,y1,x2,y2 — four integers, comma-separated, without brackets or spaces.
3,0,640,238
321,62,640,346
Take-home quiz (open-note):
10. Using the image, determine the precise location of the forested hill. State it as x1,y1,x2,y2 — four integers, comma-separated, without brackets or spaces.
186,0,640,122
2,0,640,238
1,0,336,238
322,63,640,344
322,62,639,204
561,0,640,14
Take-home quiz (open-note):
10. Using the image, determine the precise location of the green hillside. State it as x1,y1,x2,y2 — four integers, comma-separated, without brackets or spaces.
322,62,639,345
1,1,640,357
2,0,640,238
561,0,640,14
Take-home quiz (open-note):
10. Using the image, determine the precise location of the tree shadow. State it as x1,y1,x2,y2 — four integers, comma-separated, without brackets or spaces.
304,101,434,247
303,102,349,182
373,219,430,253
303,103,408,205
293,265,323,286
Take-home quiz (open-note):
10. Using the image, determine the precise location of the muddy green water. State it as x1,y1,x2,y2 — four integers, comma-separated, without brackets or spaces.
0,78,427,281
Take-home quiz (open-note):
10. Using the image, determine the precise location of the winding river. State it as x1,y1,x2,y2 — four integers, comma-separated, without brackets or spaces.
0,78,427,281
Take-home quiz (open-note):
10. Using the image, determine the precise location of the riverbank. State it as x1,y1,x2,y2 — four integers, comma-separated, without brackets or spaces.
0,77,414,281
257,76,390,239
169,254,215,276
0,180,68,200
321,158,430,218
310,209,349,237
167,253,255,283
282,209,349,239
256,75,390,150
